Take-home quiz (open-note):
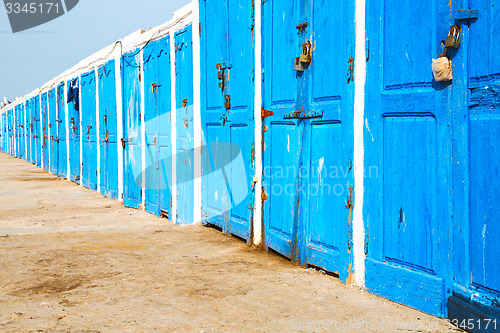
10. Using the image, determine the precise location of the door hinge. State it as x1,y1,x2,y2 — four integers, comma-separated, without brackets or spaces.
261,107,274,120
261,188,268,202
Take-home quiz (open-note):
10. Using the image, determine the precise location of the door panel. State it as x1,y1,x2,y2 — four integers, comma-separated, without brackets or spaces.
200,0,255,239
57,83,67,178
98,60,119,199
25,100,31,162
41,93,49,170
33,95,41,167
144,37,172,217
175,26,194,224
365,0,452,317
49,88,58,175
157,40,172,218
68,78,81,183
122,51,143,208
200,0,229,227
263,0,355,280
144,41,160,216
81,71,98,190
466,0,500,299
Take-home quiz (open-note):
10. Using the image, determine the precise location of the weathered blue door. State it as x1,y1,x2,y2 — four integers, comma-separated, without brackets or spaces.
68,78,81,183
175,26,194,224
98,60,119,199
12,107,17,158
122,51,143,208
18,104,24,160
364,0,453,317
57,83,67,178
200,0,255,240
25,100,31,162
447,1,500,329
144,37,172,217
16,105,23,159
33,95,41,167
41,92,49,170
48,88,58,175
262,0,355,282
81,71,98,190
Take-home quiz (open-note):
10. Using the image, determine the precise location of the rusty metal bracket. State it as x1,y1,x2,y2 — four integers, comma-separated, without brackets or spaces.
296,21,308,33
224,95,231,109
261,107,274,120
284,110,323,120
182,98,188,108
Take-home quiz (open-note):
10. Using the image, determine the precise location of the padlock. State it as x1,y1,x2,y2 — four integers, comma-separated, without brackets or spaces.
299,42,312,64
294,57,305,72
445,25,461,49
224,95,231,109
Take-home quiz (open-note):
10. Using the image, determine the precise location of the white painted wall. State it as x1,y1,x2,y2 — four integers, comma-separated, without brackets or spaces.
170,31,178,225
353,0,367,287
192,0,202,224
253,0,263,246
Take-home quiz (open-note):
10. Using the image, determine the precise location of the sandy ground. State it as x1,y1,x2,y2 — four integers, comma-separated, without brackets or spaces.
0,152,464,333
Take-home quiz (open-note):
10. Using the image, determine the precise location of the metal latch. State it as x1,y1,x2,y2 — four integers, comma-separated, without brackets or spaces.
216,63,233,90
284,110,323,120
121,138,131,148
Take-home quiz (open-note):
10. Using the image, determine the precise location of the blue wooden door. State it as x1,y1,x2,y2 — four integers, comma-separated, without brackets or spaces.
19,104,25,160
122,51,143,208
364,0,453,317
144,37,172,217
48,88,58,175
33,95,41,167
175,26,194,224
15,105,22,159
447,1,500,328
467,0,500,301
98,60,119,199
262,0,355,282
68,78,81,183
200,0,255,240
41,92,49,170
25,100,30,162
57,83,67,178
81,71,98,190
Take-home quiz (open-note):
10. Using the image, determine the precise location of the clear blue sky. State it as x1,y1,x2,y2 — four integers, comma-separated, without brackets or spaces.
0,0,190,100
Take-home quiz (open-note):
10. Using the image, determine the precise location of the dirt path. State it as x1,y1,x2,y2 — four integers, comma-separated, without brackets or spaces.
0,153,463,333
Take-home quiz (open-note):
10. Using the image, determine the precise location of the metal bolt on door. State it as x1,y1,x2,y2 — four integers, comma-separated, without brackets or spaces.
262,0,355,283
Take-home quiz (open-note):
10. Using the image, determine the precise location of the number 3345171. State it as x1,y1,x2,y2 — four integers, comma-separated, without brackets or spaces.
5,2,60,14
